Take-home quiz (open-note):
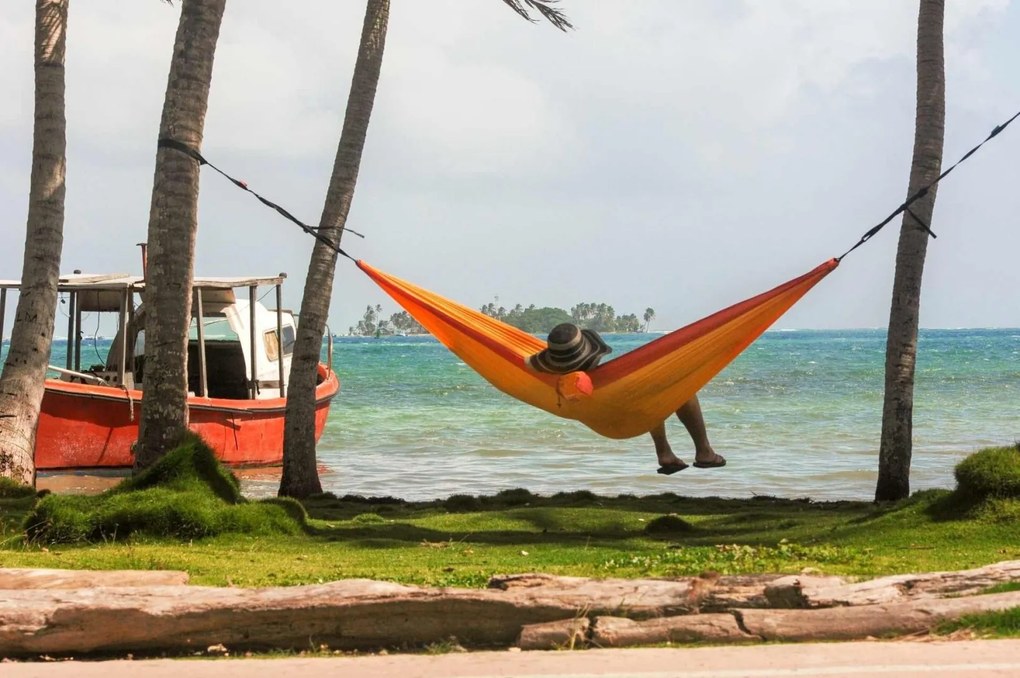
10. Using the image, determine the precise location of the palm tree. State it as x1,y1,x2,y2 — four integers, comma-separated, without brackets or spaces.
643,308,655,332
279,0,390,498
0,0,68,487
500,0,573,30
279,0,572,498
135,0,226,469
875,0,945,501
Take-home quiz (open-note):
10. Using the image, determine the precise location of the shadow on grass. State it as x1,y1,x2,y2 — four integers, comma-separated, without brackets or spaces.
299,489,884,550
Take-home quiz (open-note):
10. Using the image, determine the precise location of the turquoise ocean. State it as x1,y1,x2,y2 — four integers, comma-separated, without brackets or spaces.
12,328,1020,501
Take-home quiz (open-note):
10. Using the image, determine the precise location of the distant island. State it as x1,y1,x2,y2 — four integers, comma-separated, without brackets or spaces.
346,303,657,337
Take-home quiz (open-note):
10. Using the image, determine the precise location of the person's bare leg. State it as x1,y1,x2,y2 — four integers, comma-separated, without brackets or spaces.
650,421,687,473
676,395,725,467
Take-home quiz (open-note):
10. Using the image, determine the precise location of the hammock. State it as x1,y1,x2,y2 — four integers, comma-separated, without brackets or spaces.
357,258,838,439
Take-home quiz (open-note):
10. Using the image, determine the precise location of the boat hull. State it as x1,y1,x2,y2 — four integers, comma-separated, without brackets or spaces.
35,365,340,470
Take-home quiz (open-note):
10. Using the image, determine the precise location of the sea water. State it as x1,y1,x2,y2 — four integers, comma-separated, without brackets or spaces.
307,329,1019,502
11,328,1020,501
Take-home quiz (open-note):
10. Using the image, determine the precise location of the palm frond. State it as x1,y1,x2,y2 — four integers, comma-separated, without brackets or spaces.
501,0,574,32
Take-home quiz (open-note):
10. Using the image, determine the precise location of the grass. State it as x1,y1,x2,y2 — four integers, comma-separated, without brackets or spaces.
953,443,1020,501
936,608,1020,638
0,442,1018,594
2,481,1019,589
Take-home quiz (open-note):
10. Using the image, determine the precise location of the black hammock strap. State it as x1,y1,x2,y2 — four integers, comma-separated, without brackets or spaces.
836,109,1020,262
156,137,358,262
157,108,1020,264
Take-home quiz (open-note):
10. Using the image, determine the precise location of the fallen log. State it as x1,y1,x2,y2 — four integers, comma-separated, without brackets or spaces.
590,614,752,647
517,618,589,651
0,568,189,590
765,560,1020,608
490,572,783,612
1,562,1018,656
0,580,577,656
741,590,1020,642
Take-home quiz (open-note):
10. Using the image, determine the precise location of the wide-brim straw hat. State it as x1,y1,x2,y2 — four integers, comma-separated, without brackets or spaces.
527,323,612,373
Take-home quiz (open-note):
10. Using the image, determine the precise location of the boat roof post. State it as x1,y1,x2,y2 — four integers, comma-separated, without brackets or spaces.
127,286,135,331
0,288,7,354
73,295,82,371
194,288,208,398
275,282,285,399
249,285,258,400
65,289,75,370
118,288,128,387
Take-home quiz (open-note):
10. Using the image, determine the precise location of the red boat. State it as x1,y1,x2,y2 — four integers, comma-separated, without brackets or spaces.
1,272,339,470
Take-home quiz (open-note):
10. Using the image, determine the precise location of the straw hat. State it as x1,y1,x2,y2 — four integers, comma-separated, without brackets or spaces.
527,323,612,373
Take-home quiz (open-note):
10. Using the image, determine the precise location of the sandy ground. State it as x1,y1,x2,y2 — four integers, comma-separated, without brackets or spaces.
35,474,123,495
5,640,1020,678
34,467,284,497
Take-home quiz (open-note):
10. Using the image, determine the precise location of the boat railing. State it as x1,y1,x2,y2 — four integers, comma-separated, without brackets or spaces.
47,364,110,386
324,322,334,375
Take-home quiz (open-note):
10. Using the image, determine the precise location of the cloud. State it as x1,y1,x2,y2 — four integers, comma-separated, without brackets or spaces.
1,0,1018,335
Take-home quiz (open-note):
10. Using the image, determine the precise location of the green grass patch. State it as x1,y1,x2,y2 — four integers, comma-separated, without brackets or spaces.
925,444,1020,522
4,445,1020,587
22,435,307,544
954,443,1020,500
0,477,37,499
936,607,1020,638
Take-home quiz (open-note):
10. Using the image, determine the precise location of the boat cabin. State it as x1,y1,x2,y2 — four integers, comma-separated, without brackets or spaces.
0,272,320,400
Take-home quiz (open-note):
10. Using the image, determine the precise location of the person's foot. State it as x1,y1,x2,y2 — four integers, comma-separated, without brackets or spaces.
692,453,726,469
656,461,689,475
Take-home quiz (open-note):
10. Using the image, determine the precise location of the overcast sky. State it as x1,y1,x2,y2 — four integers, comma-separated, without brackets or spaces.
1,1,1018,336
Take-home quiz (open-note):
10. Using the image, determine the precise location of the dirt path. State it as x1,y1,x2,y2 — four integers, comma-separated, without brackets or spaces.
6,640,1020,678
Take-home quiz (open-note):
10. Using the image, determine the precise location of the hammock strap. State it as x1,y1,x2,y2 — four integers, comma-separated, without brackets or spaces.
155,138,360,261
837,109,1020,262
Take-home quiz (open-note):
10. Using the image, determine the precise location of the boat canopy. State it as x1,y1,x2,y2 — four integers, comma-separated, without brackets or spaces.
1,274,287,313
1,271,314,401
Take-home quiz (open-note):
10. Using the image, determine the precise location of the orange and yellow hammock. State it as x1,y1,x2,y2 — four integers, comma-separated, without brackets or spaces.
357,259,838,439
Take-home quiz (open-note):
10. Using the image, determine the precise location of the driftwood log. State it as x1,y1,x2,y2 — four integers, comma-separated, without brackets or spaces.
0,568,189,590
1,560,1018,656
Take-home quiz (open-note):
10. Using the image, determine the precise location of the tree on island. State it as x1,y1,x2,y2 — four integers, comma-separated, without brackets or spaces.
476,301,647,334
348,304,387,337
643,307,655,332
348,308,426,337
388,311,426,336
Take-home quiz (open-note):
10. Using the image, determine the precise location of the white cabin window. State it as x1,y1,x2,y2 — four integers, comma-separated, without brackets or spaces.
264,330,280,362
189,313,237,341
264,326,296,362
281,325,295,355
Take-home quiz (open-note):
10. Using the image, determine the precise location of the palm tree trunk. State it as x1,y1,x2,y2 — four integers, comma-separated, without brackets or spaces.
875,0,945,502
279,0,390,498
135,0,225,470
0,0,68,487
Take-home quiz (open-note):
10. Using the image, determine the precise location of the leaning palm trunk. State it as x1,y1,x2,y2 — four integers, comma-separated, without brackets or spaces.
135,0,226,470
875,0,945,502
0,0,68,487
279,0,390,498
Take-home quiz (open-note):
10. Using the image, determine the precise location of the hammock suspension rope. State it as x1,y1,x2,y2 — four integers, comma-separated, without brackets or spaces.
155,110,1019,438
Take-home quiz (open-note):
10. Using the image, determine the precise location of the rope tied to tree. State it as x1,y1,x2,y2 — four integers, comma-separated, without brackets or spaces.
837,109,1020,262
155,138,360,263
158,107,1018,267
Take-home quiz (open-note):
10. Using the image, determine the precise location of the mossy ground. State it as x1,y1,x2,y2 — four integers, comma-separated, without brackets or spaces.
22,435,307,544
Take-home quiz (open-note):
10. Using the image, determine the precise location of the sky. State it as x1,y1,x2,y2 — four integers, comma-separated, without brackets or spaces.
1,0,1018,336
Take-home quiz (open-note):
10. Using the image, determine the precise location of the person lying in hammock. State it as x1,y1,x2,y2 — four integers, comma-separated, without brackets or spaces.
525,323,727,475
